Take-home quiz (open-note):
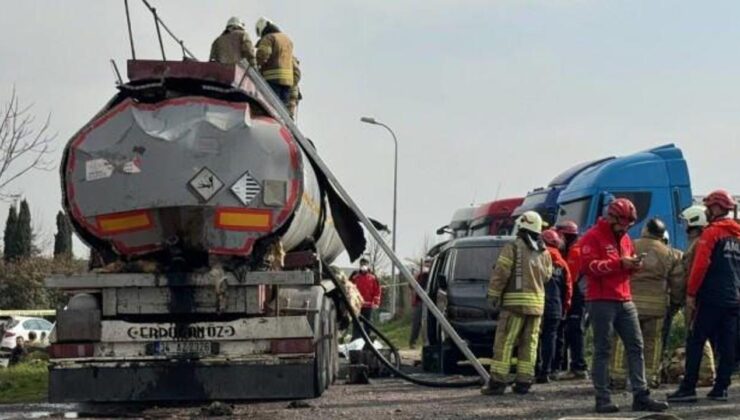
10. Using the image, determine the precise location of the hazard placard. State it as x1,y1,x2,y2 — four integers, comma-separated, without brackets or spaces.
188,167,224,202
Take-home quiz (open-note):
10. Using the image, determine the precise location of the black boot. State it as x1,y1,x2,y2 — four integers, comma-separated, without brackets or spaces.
480,380,506,396
707,387,728,401
666,384,698,403
595,398,619,413
632,390,669,412
512,382,531,395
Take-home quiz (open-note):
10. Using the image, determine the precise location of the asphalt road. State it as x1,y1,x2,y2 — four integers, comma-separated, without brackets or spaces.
1,376,739,419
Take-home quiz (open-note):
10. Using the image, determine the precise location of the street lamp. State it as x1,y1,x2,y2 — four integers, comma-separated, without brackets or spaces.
360,116,399,317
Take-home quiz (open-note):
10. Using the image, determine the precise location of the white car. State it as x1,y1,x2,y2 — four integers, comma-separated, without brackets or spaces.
0,316,53,350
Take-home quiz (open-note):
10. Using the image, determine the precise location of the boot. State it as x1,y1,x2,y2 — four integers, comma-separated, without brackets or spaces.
480,380,506,396
512,382,531,395
595,398,619,413
632,390,669,412
666,384,697,403
706,387,728,401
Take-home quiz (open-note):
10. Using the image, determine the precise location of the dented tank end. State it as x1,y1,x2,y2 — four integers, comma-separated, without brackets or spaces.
63,64,344,269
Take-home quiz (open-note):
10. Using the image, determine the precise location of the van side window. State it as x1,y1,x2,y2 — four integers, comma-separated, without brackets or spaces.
613,192,652,224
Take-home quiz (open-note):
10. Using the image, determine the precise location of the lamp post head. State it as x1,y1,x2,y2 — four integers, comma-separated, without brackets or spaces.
360,116,377,124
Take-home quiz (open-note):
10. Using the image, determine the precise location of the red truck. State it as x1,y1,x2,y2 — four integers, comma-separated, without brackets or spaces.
468,197,524,237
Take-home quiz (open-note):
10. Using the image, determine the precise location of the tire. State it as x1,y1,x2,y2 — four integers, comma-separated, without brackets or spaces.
329,303,338,384
313,297,333,397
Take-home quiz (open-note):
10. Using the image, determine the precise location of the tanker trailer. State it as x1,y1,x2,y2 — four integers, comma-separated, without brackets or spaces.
45,60,366,402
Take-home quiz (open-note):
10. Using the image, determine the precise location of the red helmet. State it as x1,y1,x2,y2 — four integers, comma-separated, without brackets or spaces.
541,229,564,249
555,220,579,235
703,189,736,211
607,198,637,225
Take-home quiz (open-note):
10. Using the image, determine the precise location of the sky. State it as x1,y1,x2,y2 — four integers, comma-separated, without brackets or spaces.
1,0,740,265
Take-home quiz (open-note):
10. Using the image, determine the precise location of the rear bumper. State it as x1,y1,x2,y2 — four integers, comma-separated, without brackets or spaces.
48,357,315,402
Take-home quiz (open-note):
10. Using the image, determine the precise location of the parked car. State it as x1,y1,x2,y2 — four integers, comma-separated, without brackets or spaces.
0,316,53,350
421,235,513,373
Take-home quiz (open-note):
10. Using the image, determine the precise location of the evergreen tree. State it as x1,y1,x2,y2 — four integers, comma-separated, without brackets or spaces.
54,211,73,259
3,205,18,262
15,200,32,259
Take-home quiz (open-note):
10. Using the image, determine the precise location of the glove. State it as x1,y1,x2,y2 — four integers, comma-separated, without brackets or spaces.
488,296,500,309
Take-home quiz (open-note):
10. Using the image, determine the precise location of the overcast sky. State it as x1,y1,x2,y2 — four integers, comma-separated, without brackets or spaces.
1,0,740,264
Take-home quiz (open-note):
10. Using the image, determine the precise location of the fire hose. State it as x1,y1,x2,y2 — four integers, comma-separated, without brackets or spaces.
325,265,482,388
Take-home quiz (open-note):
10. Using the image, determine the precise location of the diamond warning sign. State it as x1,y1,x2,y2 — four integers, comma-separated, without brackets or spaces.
230,172,262,205
188,167,224,202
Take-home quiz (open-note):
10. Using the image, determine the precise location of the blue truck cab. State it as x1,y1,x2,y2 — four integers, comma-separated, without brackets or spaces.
555,144,693,250
512,157,615,225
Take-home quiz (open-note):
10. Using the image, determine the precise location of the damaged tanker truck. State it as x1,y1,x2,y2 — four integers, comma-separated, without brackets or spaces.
45,60,368,402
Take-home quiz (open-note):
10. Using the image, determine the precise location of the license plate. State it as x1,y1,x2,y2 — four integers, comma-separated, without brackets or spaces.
146,341,217,357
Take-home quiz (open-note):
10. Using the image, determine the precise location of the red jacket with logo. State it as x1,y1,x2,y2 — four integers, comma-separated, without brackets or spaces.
580,218,636,301
351,271,382,309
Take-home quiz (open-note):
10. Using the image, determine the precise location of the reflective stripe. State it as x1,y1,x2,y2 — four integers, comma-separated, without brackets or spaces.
263,68,293,81
491,315,523,375
497,256,513,269
503,292,545,308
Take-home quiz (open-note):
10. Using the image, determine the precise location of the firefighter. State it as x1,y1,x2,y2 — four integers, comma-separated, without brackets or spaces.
209,17,256,66
536,229,572,384
287,57,302,119
482,211,553,396
677,205,716,387
255,17,295,107
609,218,683,389
350,258,382,341
555,220,589,379
668,190,740,403
581,198,668,413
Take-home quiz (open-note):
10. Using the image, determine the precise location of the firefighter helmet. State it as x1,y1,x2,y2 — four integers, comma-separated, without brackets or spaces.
542,229,564,249
607,198,637,225
703,189,736,211
256,17,271,37
681,205,708,228
555,220,579,236
226,16,245,30
515,211,543,234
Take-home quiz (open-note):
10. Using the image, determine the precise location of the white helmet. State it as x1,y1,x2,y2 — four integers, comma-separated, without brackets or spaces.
681,205,708,228
663,230,670,244
226,16,245,30
515,211,543,234
255,16,271,37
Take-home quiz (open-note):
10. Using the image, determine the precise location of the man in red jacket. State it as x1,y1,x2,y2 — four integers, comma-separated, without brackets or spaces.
351,258,382,341
581,198,668,413
668,190,740,403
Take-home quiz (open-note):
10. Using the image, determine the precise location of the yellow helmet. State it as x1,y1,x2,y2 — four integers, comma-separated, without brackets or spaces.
515,211,543,234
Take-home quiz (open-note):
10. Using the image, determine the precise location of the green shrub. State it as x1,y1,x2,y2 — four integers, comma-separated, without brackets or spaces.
0,361,47,403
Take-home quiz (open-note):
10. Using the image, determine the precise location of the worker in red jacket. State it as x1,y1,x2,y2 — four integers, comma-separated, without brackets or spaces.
536,229,572,383
668,190,740,403
350,258,382,340
580,198,668,413
555,220,589,379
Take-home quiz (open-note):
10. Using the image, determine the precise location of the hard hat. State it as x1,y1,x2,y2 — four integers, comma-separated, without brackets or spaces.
607,198,637,225
644,218,667,238
255,16,271,37
555,220,579,236
703,189,736,211
681,205,708,228
541,229,564,249
515,211,543,234
226,16,245,30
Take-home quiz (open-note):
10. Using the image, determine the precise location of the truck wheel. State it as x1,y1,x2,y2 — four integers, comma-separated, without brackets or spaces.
329,303,338,384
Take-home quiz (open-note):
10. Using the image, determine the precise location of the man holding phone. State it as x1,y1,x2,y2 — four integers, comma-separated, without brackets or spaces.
579,198,669,413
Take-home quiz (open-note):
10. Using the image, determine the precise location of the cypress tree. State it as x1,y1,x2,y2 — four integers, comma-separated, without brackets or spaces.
3,206,18,262
54,211,73,259
16,200,32,259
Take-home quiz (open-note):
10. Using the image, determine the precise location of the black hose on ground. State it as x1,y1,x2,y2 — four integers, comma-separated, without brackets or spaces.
324,263,483,388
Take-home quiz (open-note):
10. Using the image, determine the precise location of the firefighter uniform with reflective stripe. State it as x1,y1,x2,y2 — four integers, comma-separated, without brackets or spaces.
610,233,683,387
256,32,294,86
488,238,553,384
209,28,256,66
682,236,715,385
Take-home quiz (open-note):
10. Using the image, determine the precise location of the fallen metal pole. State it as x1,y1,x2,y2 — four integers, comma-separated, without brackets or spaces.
242,64,491,383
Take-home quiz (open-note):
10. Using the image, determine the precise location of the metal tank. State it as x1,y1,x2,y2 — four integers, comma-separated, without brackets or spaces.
62,61,344,266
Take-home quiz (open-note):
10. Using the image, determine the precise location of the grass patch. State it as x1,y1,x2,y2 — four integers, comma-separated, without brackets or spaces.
0,360,47,404
376,313,413,350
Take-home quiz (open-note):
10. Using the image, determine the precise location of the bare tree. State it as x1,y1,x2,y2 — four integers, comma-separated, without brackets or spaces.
0,88,55,199
365,230,391,276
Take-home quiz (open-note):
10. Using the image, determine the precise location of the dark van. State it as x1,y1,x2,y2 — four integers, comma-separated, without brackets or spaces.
422,236,513,373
